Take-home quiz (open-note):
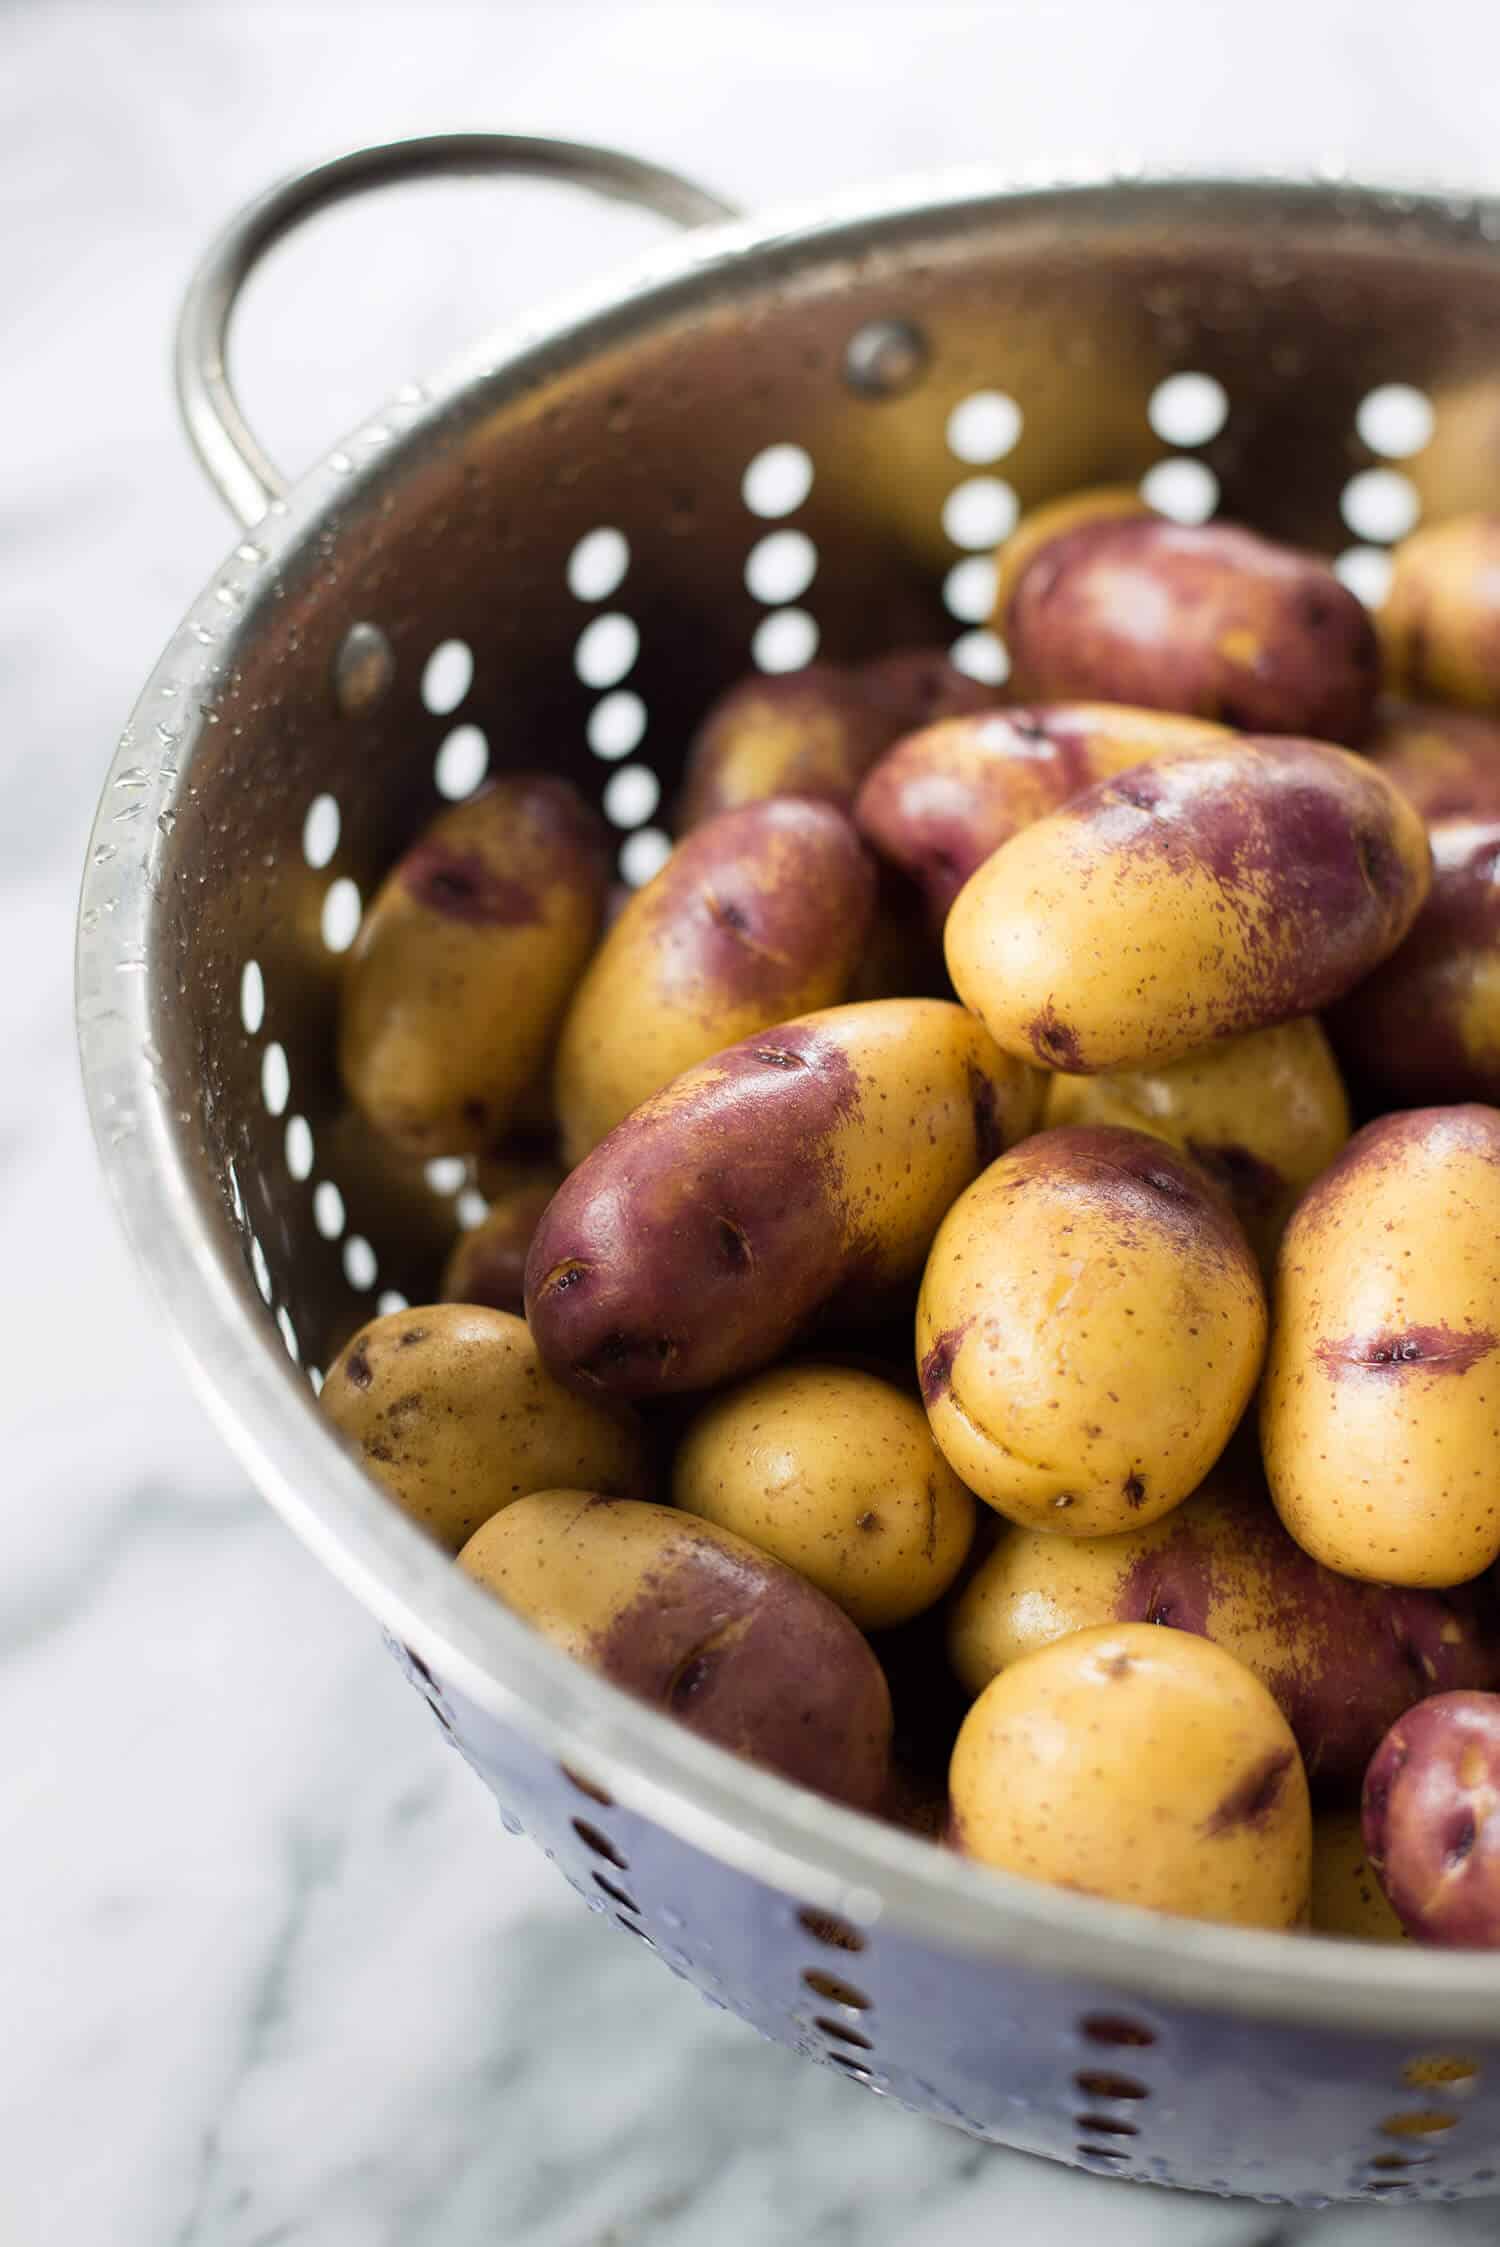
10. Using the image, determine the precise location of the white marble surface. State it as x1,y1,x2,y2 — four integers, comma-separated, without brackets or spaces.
12,2,1500,2240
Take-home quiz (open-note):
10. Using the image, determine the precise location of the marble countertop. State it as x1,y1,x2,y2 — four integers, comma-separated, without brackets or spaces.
11,2,1500,2239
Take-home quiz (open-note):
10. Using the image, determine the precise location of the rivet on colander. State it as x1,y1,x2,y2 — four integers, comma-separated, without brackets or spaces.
843,317,929,398
333,621,395,716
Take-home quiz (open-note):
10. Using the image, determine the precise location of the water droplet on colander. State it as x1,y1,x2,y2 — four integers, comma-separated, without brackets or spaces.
234,542,265,565
333,621,395,716
191,622,218,646
328,449,354,475
844,317,929,397
114,766,148,789
92,843,118,865
360,423,391,447
156,811,177,838
394,381,425,406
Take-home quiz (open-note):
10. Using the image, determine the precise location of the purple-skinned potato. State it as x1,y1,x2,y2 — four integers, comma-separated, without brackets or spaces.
675,664,895,831
1363,1692,1500,1944
1366,699,1500,824
442,1158,566,1316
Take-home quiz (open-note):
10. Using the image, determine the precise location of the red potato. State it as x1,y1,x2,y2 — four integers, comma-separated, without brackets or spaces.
1367,699,1500,824
1363,1693,1500,1945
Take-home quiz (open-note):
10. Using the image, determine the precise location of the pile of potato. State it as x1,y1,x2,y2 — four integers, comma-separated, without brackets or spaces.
321,487,1500,1946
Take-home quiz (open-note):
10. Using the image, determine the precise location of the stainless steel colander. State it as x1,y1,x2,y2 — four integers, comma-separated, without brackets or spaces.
77,134,1500,2207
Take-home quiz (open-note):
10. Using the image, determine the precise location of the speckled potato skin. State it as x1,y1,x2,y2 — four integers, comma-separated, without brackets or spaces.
1367,699,1500,824
673,1363,976,1630
916,1125,1266,1535
1262,1105,1500,1587
1041,1018,1351,1272
457,1493,892,1810
1309,1809,1407,1942
999,507,1379,743
442,1159,566,1315
1363,1693,1500,1945
1329,821,1500,1109
945,737,1431,1074
339,777,609,1157
949,1623,1311,1929
1381,515,1500,714
527,1000,1037,1400
854,703,1227,925
946,1452,1500,1793
553,799,877,1165
321,1306,648,1550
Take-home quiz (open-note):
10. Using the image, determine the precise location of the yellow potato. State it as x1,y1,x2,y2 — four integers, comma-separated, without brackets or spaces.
554,798,875,1165
949,1623,1311,1928
321,1305,648,1550
673,1363,976,1629
1381,514,1500,713
1262,1103,1500,1586
1041,1019,1351,1271
339,777,609,1157
458,1493,892,1809
1308,1810,1407,1943
945,736,1430,1074
917,1125,1265,1535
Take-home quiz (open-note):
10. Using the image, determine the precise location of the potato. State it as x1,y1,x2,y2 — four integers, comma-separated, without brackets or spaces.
1262,1105,1500,1587
339,777,609,1157
1363,1692,1500,1945
458,1492,892,1810
442,1158,565,1315
1041,1018,1351,1272
1309,1810,1407,1942
917,1125,1265,1535
945,737,1431,1074
996,491,1379,743
553,799,876,1164
676,652,999,832
1381,514,1500,714
854,703,1227,925
1367,698,1500,823
1328,820,1500,1108
321,1305,648,1549
673,1363,976,1629
947,1451,1500,1793
527,999,1037,1399
949,1623,1311,1929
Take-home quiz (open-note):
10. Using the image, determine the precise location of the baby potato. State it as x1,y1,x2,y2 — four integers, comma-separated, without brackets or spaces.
947,1452,1500,1793
918,1125,1265,1536
854,703,1227,925
442,1157,565,1315
527,999,1037,1399
1309,1810,1407,1942
458,1492,892,1810
321,1305,648,1549
553,799,876,1164
339,777,609,1157
1367,698,1500,823
1329,820,1500,1108
945,737,1431,1074
1262,1104,1500,1586
1381,514,1500,714
949,1623,1311,1929
1041,1018,1351,1271
856,644,1005,734
673,1363,976,1629
1363,1692,1500,1945
997,493,1379,743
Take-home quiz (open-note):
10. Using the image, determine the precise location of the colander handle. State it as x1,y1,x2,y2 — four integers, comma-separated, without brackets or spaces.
175,132,740,528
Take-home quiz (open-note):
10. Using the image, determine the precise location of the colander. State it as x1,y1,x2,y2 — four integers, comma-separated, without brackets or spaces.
77,133,1500,2208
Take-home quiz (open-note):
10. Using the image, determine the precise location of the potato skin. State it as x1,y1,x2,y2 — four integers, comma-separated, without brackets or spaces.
857,645,1004,734
1381,514,1500,714
1042,1018,1351,1272
917,1125,1266,1536
442,1158,565,1315
527,1000,1037,1399
1363,1693,1500,1945
1367,698,1500,824
673,1363,976,1630
945,737,1431,1074
321,1306,648,1550
854,704,1227,925
553,799,876,1165
339,777,609,1156
999,509,1379,744
457,1492,892,1810
1309,1809,1407,1942
947,1452,1500,1793
949,1623,1311,1929
1329,821,1500,1109
1262,1105,1500,1587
